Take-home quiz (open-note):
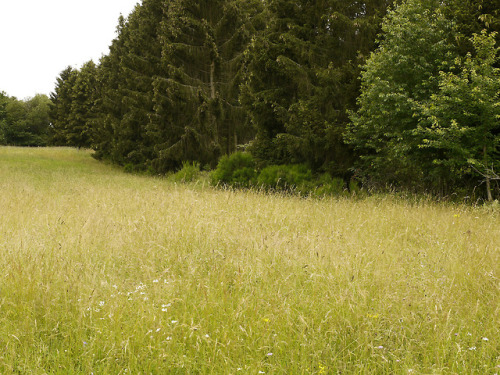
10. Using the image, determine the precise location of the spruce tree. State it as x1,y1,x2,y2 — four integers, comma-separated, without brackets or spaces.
50,66,78,145
93,0,163,170
67,61,98,148
148,0,264,172
241,0,391,175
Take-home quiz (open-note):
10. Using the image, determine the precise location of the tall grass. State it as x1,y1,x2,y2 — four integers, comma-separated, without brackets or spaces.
0,147,498,374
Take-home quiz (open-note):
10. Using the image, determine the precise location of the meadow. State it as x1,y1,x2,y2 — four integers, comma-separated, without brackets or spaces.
0,147,498,374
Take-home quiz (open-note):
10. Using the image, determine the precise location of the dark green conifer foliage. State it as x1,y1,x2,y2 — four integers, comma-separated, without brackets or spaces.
241,0,391,175
50,62,97,148
50,66,78,145
93,1,163,169
148,0,264,172
68,61,98,148
91,15,130,162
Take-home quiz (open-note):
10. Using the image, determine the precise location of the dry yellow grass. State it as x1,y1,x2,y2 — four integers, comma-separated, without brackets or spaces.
0,147,498,374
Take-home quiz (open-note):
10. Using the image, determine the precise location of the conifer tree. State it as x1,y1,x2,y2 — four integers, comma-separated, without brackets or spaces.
241,0,391,175
93,0,163,170
91,15,130,162
50,66,78,145
50,62,98,148
148,0,264,172
67,61,98,148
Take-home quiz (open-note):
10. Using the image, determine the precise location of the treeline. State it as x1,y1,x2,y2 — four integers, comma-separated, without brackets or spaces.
0,93,52,146
46,0,500,199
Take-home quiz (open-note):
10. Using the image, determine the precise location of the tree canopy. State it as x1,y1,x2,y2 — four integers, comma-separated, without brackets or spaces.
0,92,51,146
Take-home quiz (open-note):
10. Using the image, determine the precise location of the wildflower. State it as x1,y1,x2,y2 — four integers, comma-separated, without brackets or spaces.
156,328,161,332
99,301,105,307
171,320,178,324
205,334,210,338
469,346,476,351
262,318,270,323
376,346,384,349
482,337,489,341
153,279,159,283
166,336,172,341
266,352,273,356
258,372,265,374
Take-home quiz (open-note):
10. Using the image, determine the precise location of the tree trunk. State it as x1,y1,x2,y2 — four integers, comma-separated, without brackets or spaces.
210,61,216,100
486,176,493,202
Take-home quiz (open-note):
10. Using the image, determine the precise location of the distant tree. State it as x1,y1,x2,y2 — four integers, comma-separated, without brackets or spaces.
346,0,456,191
418,31,500,201
0,91,8,145
21,94,52,146
0,93,51,146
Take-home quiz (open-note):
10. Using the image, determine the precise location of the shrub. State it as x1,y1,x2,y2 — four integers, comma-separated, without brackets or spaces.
211,152,257,188
172,161,201,183
257,164,313,193
313,174,346,197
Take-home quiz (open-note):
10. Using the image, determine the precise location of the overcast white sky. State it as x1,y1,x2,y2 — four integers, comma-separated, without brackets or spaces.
0,0,140,100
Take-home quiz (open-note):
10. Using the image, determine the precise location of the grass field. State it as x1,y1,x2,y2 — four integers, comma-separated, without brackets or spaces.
0,147,498,374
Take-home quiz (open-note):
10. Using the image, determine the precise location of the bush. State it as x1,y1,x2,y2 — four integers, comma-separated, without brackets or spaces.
210,152,257,188
172,161,201,183
313,174,346,197
257,164,313,193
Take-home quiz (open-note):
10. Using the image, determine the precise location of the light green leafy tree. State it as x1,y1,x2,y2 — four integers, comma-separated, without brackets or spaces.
346,0,457,190
418,31,500,201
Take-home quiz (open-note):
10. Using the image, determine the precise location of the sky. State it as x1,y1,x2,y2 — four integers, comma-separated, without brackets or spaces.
0,0,141,100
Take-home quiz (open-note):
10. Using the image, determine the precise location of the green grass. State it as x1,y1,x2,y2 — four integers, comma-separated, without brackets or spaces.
0,146,499,374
